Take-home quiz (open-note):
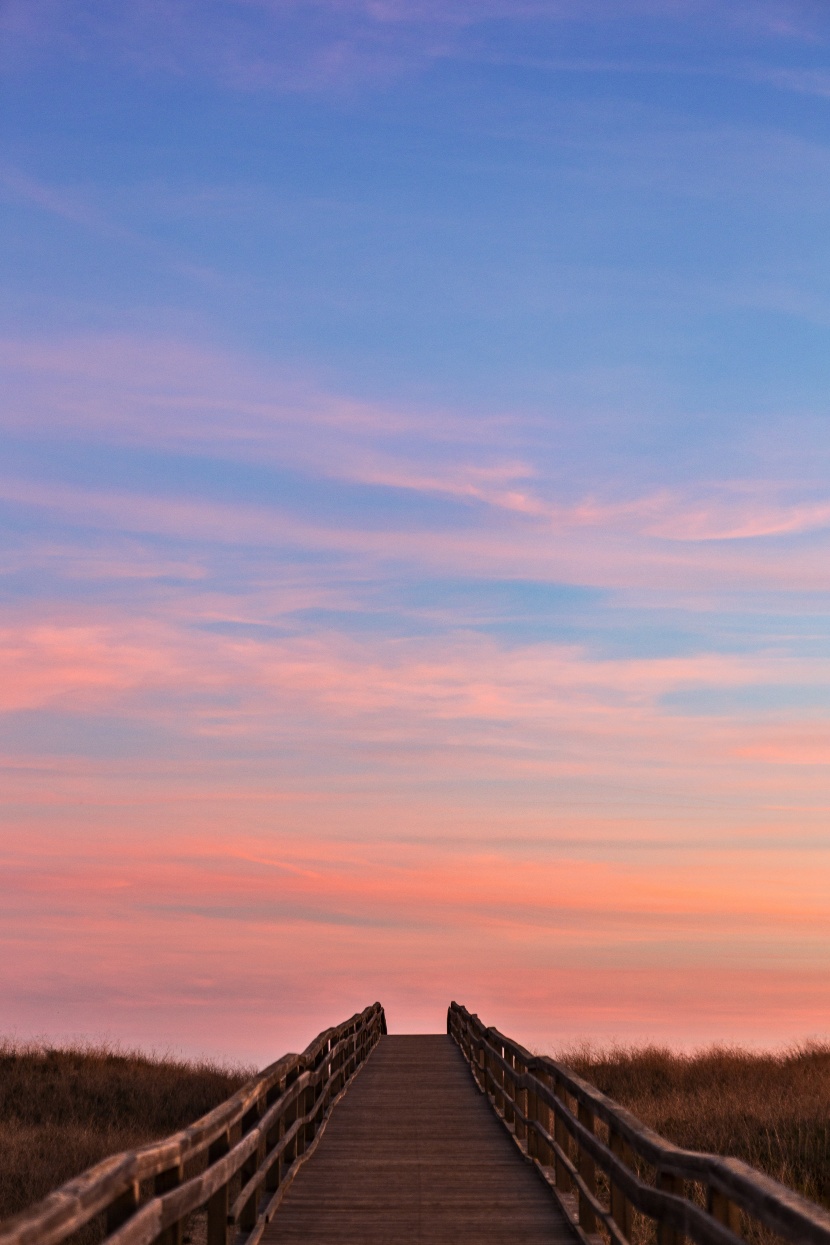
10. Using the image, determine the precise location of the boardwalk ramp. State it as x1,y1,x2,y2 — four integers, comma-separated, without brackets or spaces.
265,1034,573,1244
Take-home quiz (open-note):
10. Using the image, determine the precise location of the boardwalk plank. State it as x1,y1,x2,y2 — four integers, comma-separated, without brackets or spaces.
264,1034,577,1244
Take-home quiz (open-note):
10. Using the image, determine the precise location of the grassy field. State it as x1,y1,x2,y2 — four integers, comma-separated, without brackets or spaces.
558,1041,830,1236
0,1040,249,1229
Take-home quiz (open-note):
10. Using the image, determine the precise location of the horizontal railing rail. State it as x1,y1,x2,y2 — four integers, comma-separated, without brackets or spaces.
0,1003,386,1245
448,1001,830,1245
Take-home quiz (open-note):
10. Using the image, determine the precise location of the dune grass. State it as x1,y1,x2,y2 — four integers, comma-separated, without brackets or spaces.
557,1041,830,1238
0,1040,250,1229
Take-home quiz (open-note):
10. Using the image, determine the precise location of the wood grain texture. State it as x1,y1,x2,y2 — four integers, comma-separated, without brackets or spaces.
264,1035,576,1245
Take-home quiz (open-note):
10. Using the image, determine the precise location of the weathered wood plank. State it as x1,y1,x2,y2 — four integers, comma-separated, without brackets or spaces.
264,1035,577,1244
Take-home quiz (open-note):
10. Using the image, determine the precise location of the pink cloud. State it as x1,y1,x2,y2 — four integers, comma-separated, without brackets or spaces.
0,622,182,711
3,597,830,882
735,730,830,766
646,489,830,541
0,608,796,725
2,825,829,1057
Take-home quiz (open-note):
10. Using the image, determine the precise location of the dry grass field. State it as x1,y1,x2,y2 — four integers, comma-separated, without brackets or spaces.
559,1041,830,1239
0,1040,249,1229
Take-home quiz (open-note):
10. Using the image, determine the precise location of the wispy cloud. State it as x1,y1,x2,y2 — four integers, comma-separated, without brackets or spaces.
4,0,829,94
5,333,830,562
0,168,228,288
748,64,830,99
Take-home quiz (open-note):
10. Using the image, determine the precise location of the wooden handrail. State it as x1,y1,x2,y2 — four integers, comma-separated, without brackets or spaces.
0,1003,386,1245
448,1001,830,1245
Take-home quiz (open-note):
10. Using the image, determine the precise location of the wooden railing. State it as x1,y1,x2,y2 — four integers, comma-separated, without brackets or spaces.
448,1001,830,1245
0,1003,385,1245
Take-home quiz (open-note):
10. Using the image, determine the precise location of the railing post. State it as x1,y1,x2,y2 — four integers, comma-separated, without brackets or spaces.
335,1039,344,1093
206,1130,231,1245
609,1129,633,1241
282,1073,299,1177
265,1079,284,1196
153,1163,184,1245
494,1042,504,1115
504,1051,515,1126
307,1064,316,1137
553,1079,572,1193
239,1098,264,1232
515,1056,528,1144
577,1101,597,1233
535,1069,554,1167
327,1039,335,1099
296,1075,308,1158
527,1073,538,1159
708,1187,742,1238
307,1065,318,1151
106,1182,139,1235
657,1171,685,1245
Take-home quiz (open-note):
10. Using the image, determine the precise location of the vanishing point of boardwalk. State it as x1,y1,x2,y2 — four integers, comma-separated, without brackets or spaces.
264,1034,575,1245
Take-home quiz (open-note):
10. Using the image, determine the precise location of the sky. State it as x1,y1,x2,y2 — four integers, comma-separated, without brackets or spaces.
2,0,830,1066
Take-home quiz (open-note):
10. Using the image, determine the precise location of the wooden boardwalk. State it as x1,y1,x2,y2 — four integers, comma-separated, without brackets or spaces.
7,1004,830,1245
263,1034,577,1245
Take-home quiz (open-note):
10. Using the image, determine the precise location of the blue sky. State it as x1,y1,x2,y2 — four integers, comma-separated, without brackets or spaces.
7,1,830,412
2,1,830,1057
